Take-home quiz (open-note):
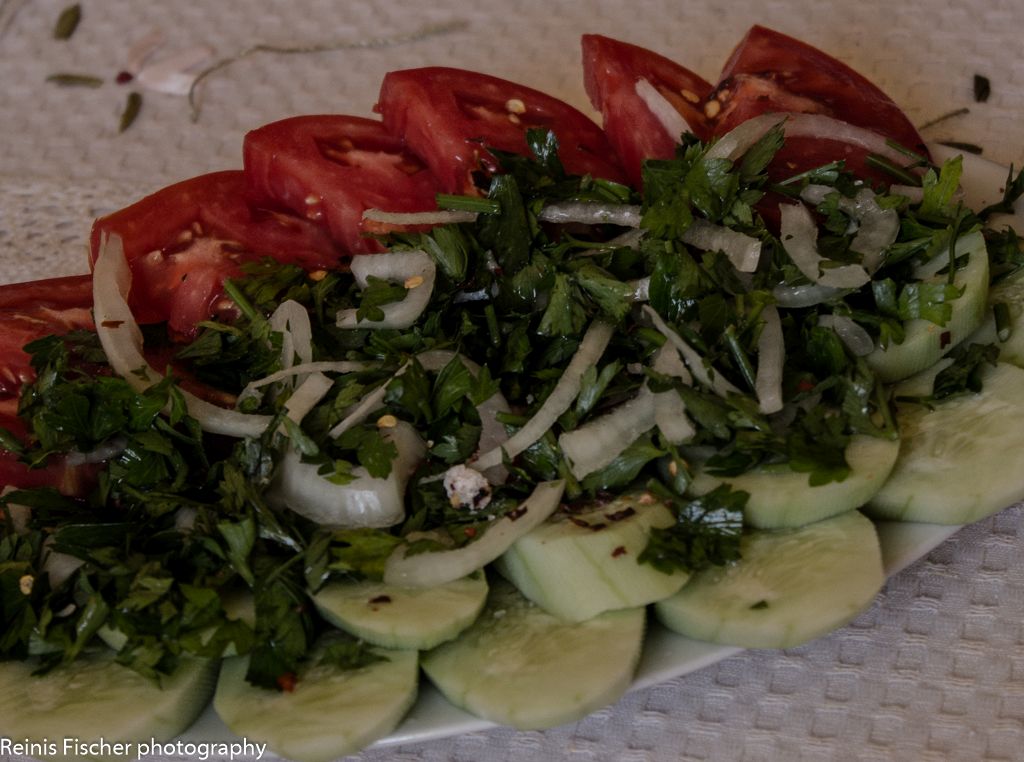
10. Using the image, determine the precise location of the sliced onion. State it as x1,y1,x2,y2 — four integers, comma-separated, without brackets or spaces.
683,219,762,272
630,276,651,302
650,344,696,445
558,389,656,479
93,234,273,438
606,227,646,251
282,372,334,424
889,184,925,204
327,367,405,440
238,360,371,408
642,306,740,398
636,78,693,140
800,185,898,272
817,314,875,356
772,283,844,308
383,480,565,587
706,112,911,168
336,250,435,330
271,421,425,528
362,208,478,226
65,438,128,467
471,321,614,472
538,202,641,227
779,202,870,289
755,305,784,414
270,300,313,371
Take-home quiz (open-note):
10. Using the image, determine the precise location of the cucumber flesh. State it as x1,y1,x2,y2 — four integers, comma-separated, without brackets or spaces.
654,510,884,649
687,434,900,529
214,646,418,762
0,652,217,759
866,231,989,382
313,573,488,650
421,578,645,730
868,361,1024,524
968,266,1024,369
495,492,689,622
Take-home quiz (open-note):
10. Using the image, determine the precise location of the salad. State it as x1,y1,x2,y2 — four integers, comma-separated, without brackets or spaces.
2,24,1024,761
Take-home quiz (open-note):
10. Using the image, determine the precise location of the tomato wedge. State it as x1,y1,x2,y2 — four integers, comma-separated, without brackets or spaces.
90,171,342,337
243,115,441,255
376,67,627,194
581,34,713,187
0,275,97,493
709,26,927,154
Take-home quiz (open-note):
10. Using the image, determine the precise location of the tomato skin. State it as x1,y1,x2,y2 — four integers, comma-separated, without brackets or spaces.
376,67,627,194
710,26,927,155
243,115,440,254
90,171,342,336
581,35,713,187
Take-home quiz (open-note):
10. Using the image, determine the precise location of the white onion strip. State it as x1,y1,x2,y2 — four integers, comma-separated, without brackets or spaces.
779,202,871,289
362,208,478,226
706,112,912,169
336,250,436,330
755,306,784,414
801,185,898,272
538,202,642,227
272,421,425,528
682,219,762,272
93,234,273,439
383,480,565,587
558,389,657,479
642,306,740,399
817,314,875,357
238,360,371,407
772,283,844,308
636,78,694,140
472,321,615,472
282,372,334,425
270,300,313,372
651,344,696,445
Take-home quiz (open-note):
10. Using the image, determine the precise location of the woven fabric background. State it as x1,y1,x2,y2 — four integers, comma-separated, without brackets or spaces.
1,1,1023,760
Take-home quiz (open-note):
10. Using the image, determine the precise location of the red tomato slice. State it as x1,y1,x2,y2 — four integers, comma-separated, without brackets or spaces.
0,275,97,493
243,115,441,255
90,171,342,337
376,67,627,194
581,34,713,187
710,26,927,155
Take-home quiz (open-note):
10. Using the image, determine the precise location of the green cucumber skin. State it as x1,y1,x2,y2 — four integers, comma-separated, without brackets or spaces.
214,648,418,762
655,510,884,650
0,653,217,760
969,267,1024,369
866,232,990,383
496,495,689,622
688,435,900,529
869,362,1024,524
313,574,488,650
421,579,645,730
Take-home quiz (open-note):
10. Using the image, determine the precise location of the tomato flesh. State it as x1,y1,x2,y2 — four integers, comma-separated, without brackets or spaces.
377,67,627,194
90,171,342,337
243,115,441,254
581,34,713,187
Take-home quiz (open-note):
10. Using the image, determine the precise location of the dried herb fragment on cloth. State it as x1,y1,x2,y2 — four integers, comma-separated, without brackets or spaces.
52,3,81,40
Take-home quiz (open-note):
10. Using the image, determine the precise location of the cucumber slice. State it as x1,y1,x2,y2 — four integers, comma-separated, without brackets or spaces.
421,578,645,730
866,231,989,382
495,493,689,622
214,646,418,762
868,361,1024,524
0,652,216,759
687,435,900,529
313,574,488,650
654,510,884,649
968,266,1024,368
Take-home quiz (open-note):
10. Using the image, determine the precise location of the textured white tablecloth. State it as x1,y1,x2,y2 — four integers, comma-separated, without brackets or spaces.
1,1,1023,760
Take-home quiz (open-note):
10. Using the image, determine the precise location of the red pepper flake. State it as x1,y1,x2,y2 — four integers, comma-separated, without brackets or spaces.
797,378,816,393
611,546,627,558
100,320,124,328
605,507,636,522
507,506,528,521
464,526,477,539
368,595,392,605
568,517,592,529
116,70,134,84
588,522,607,532
940,331,952,349
276,672,298,692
